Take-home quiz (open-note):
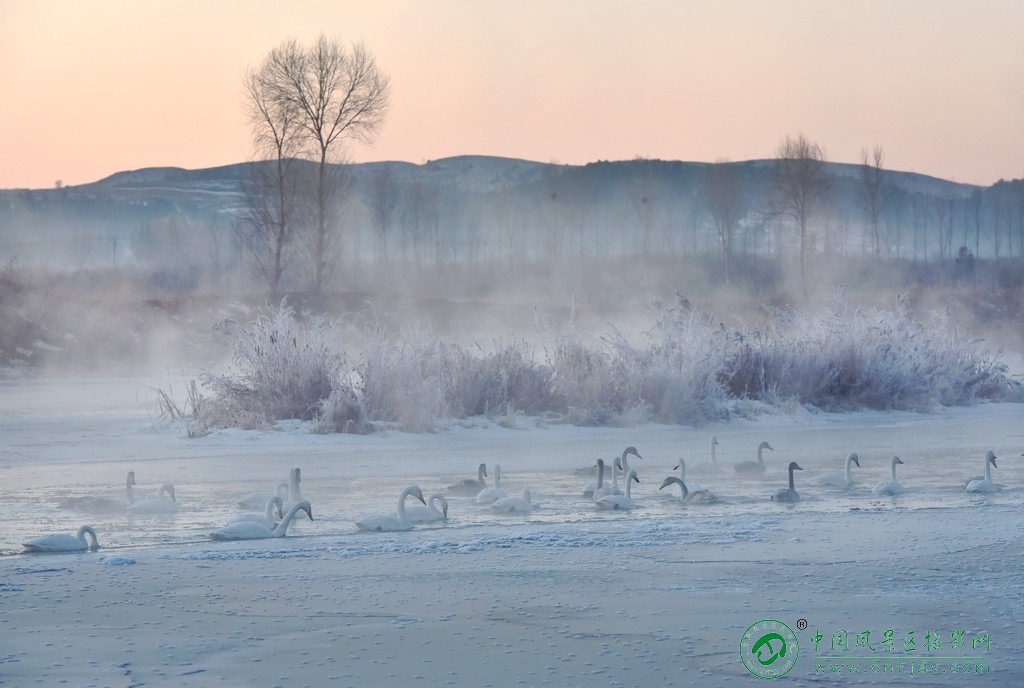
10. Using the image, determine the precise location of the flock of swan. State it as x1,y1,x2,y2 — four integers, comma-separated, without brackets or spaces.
23,438,1019,554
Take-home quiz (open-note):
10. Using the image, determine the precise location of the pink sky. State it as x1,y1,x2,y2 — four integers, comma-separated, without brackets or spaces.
2,0,1022,189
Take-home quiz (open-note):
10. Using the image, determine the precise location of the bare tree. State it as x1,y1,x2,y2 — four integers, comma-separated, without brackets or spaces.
772,134,833,299
263,35,391,295
367,166,398,267
859,145,885,260
701,161,746,284
241,58,304,299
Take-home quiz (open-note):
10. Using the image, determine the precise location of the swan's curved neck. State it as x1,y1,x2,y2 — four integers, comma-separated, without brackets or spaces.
77,526,99,549
126,479,135,505
289,469,302,501
595,461,604,489
788,466,796,490
264,496,283,520
844,457,853,481
890,460,899,481
678,459,686,482
757,445,766,464
397,489,414,524
984,458,992,481
624,474,634,499
611,461,620,488
478,464,487,483
273,502,309,536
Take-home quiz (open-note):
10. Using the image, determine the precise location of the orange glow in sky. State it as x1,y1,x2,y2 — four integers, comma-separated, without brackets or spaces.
2,0,1022,189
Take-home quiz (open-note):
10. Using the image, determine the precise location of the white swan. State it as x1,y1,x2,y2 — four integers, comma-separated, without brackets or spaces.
237,481,289,510
966,451,999,493
447,463,488,494
126,483,179,514
596,470,639,510
659,476,690,501
227,496,284,528
582,459,607,499
595,458,624,499
210,500,313,541
872,456,905,495
475,465,507,504
735,441,773,473
817,452,861,490
771,462,804,502
406,494,449,522
617,446,642,481
24,525,100,553
355,486,427,532
60,471,137,513
671,458,716,501
282,467,303,511
491,488,533,514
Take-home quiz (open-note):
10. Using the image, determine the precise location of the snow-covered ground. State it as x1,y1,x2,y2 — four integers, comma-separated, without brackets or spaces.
2,374,1023,686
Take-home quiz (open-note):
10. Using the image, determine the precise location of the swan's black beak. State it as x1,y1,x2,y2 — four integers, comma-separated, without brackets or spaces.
632,474,640,483
417,493,426,505
992,457,998,468
852,457,860,467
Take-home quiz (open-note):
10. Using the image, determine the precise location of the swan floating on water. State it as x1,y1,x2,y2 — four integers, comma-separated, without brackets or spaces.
24,525,100,553
126,483,179,514
771,462,803,502
617,446,642,481
872,456,905,495
817,452,861,490
596,470,639,510
59,471,137,513
735,441,773,474
227,496,285,528
966,451,999,493
582,459,607,499
475,465,507,504
671,459,716,501
447,463,488,494
491,488,533,514
355,486,427,532
659,476,690,501
237,481,289,510
210,501,313,541
406,494,449,522
595,458,624,499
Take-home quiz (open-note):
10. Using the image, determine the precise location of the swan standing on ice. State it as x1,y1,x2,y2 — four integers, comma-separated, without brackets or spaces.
237,481,289,510
735,441,773,474
582,459,607,499
210,501,313,541
227,496,285,528
475,465,507,504
406,494,449,522
771,462,804,502
24,525,100,553
447,463,488,493
491,488,533,514
60,471,137,513
817,453,861,490
872,456,905,495
966,451,999,493
659,476,690,501
355,486,427,532
126,483,179,514
596,470,639,510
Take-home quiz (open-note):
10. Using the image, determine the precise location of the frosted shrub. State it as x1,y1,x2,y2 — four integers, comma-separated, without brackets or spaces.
195,302,351,431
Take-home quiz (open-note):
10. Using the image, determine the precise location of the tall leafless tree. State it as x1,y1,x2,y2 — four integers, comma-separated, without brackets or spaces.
241,58,304,299
859,145,885,260
262,35,391,295
772,134,833,299
702,161,746,284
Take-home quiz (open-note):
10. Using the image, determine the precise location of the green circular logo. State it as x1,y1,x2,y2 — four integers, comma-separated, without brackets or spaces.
740,619,799,679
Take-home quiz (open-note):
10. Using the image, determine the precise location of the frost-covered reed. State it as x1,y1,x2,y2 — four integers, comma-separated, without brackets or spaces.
180,297,1019,435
